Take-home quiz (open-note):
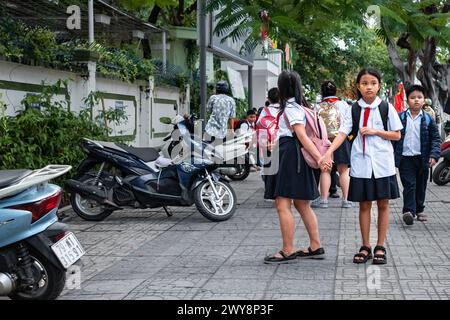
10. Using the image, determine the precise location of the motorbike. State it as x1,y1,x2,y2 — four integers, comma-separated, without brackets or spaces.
65,133,244,222
160,115,256,181
432,134,450,186
0,165,84,300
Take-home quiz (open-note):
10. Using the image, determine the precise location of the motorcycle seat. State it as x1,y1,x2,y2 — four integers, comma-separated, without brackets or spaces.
119,145,160,162
0,169,33,189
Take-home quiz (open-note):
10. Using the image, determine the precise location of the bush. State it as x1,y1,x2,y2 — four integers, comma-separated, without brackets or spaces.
0,81,121,176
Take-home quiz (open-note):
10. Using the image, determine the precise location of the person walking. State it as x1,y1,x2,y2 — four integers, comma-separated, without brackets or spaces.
394,85,441,225
204,80,236,143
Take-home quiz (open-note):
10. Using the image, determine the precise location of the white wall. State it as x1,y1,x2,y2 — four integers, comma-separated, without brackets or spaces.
0,61,188,148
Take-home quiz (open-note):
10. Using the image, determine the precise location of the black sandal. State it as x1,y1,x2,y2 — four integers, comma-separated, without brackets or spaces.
264,250,297,264
373,245,387,265
353,246,372,264
296,247,325,259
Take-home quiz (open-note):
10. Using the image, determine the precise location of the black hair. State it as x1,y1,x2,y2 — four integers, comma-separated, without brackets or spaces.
246,109,256,116
265,100,270,107
267,87,279,104
406,84,426,99
321,80,337,97
216,80,230,95
355,68,382,99
278,70,309,111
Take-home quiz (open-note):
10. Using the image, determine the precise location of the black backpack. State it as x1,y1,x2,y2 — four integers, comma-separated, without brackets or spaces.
234,119,247,131
348,101,389,143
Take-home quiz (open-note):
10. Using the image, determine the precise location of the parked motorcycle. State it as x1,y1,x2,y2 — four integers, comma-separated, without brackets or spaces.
65,135,242,222
160,115,255,181
0,165,84,300
432,134,450,186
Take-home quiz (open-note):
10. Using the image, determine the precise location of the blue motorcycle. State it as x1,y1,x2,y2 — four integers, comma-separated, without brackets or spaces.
0,165,85,300
65,136,239,222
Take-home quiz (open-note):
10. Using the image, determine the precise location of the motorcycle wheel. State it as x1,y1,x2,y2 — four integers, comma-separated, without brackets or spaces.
194,179,237,221
9,248,66,300
432,162,450,186
70,174,114,221
228,164,251,181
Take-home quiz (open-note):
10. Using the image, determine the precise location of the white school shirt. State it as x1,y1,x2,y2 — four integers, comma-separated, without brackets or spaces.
339,96,403,179
278,98,307,138
402,109,423,156
256,99,307,139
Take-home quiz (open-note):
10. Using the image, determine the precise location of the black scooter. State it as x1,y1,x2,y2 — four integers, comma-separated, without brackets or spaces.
64,138,238,222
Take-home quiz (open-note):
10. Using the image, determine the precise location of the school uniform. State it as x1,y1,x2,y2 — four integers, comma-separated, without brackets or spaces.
394,110,441,216
263,98,319,200
339,97,403,202
322,96,352,166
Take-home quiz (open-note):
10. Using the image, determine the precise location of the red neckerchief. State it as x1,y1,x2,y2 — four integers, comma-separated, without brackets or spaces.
324,97,340,104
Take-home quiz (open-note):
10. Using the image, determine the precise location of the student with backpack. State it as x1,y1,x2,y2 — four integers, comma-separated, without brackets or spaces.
263,71,325,264
394,85,441,225
320,68,403,265
312,80,352,208
235,109,257,137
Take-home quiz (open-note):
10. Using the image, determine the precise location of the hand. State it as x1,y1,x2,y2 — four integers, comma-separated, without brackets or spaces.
429,158,437,168
319,153,333,171
360,127,378,136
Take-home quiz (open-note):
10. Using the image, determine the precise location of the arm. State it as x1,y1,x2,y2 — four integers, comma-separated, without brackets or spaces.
360,128,401,141
320,132,347,169
429,119,442,166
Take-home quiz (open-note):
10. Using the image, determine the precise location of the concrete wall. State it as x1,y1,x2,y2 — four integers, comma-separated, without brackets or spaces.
0,61,188,148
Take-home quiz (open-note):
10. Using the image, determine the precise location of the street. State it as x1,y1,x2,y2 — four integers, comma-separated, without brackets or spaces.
57,172,450,300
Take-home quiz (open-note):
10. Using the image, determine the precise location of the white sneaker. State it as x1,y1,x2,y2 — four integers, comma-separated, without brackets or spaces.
311,198,328,208
342,200,353,208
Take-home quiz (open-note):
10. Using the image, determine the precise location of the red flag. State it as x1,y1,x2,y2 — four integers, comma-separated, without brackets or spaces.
394,82,405,112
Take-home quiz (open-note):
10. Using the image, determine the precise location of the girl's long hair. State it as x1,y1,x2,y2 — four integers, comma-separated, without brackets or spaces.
278,70,310,112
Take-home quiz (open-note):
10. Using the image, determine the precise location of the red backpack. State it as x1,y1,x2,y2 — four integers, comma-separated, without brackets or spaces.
256,107,282,152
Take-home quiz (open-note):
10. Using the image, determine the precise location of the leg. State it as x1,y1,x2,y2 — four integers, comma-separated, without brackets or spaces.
399,157,418,216
415,164,428,215
359,201,372,247
354,201,372,263
337,164,350,200
319,169,331,202
376,199,390,247
274,197,296,255
293,200,322,251
374,199,390,264
329,166,338,196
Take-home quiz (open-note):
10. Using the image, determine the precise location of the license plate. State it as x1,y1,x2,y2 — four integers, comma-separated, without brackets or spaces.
51,232,85,269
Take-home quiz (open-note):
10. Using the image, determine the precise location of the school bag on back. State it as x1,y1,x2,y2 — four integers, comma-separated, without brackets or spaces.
284,106,331,169
318,100,340,141
256,107,282,151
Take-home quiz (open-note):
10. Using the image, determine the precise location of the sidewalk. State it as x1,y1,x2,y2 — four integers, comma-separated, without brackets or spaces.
59,172,450,300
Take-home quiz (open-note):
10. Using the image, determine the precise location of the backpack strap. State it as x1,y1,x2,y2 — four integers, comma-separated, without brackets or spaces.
350,101,390,142
379,100,389,132
349,102,362,142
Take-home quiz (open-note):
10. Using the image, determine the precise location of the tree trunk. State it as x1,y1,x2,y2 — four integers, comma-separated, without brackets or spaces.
386,37,415,87
148,5,162,24
417,39,450,133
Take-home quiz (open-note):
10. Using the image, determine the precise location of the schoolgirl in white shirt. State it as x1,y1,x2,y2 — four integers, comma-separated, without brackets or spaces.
320,68,403,265
263,71,325,264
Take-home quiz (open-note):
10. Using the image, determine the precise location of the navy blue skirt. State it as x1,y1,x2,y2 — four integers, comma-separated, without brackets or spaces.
348,174,400,202
263,137,319,200
333,139,351,166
